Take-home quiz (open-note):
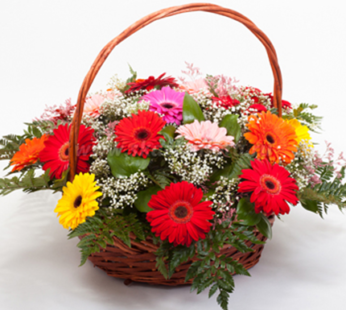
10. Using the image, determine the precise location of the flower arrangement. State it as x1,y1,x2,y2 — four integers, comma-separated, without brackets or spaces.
1,61,346,310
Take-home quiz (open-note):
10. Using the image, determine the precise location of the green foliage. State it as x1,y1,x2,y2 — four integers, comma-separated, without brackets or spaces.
256,215,273,239
299,166,346,217
269,107,278,115
299,181,346,216
160,135,186,150
210,151,253,183
145,168,174,189
107,148,150,178
182,92,205,124
134,185,161,212
51,169,69,193
315,163,334,182
236,198,272,239
155,219,264,310
0,169,52,196
300,198,324,217
291,103,322,132
0,134,23,160
26,119,61,135
0,122,54,162
23,124,44,139
120,64,137,93
159,125,176,143
68,209,147,266
219,114,241,143
236,198,261,226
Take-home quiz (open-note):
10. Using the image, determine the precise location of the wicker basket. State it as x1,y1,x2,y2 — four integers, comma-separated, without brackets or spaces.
80,215,274,286
71,3,283,286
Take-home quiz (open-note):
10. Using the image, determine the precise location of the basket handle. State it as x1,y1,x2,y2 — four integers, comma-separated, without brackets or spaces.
69,2,283,181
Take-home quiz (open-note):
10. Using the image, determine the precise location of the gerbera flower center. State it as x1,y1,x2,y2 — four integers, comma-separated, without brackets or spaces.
134,128,152,141
260,174,282,195
59,142,70,161
174,206,188,218
160,102,175,109
169,201,194,224
265,180,275,190
74,195,83,208
266,133,275,144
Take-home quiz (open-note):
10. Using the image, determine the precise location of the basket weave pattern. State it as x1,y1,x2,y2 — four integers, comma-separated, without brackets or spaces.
83,216,274,286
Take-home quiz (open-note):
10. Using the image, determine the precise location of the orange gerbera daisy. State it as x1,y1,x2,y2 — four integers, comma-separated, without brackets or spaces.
244,111,298,164
10,135,48,172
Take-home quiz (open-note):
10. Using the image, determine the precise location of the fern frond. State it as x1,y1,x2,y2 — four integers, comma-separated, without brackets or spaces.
0,169,52,196
68,209,147,266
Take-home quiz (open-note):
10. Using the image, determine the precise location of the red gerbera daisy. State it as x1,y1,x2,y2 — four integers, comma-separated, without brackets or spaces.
238,159,299,215
39,124,95,179
264,93,292,110
247,103,268,113
212,96,240,109
244,86,263,104
114,110,166,158
125,73,179,94
147,181,215,247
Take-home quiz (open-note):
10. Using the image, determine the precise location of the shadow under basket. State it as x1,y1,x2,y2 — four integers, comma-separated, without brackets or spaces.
80,215,274,286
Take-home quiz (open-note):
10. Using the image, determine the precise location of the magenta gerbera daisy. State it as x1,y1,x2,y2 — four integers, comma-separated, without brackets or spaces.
238,159,299,215
39,124,96,179
140,86,184,125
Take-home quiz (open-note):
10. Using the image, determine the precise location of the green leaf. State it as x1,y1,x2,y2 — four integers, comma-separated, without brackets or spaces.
32,126,42,138
168,244,195,278
134,185,161,212
185,261,201,282
204,190,215,200
210,153,252,182
209,283,219,298
107,148,150,178
159,125,176,143
182,92,205,124
256,215,272,239
236,198,261,226
147,170,172,189
301,199,322,214
156,256,168,280
128,64,136,76
217,289,229,310
219,114,241,143
52,169,69,192
218,270,235,291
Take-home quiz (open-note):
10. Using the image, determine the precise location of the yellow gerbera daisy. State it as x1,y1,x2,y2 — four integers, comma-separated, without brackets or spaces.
286,119,312,146
55,173,102,229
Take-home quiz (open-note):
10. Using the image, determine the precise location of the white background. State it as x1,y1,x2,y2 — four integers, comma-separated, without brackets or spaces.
1,0,346,309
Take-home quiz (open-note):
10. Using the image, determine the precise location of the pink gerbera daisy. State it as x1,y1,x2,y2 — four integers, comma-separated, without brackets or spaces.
140,86,184,125
176,120,235,152
84,91,117,117
84,94,105,117
180,78,210,95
